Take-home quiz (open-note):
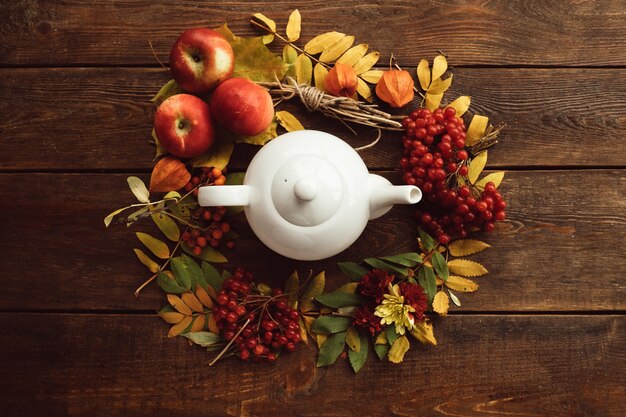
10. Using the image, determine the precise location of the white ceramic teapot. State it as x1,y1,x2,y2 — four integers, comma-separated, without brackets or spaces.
198,130,421,260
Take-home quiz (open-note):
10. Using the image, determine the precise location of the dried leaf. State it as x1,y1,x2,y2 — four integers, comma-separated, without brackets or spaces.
190,141,234,170
359,69,383,84
182,292,204,313
195,286,214,308
433,291,449,316
304,31,345,55
151,213,180,242
286,9,301,42
133,248,159,273
446,95,471,117
251,13,276,44
104,207,125,228
467,151,488,184
229,36,287,82
284,270,299,309
425,92,444,111
283,45,298,78
319,35,355,63
190,315,205,332
448,290,461,306
427,74,453,95
207,313,219,333
168,316,192,338
356,78,372,101
337,44,368,66
158,309,184,324
316,333,328,350
276,110,304,132
375,331,388,345
149,156,191,193
353,51,380,75
417,59,430,90
336,282,359,293
167,294,192,316
136,232,169,259
295,53,313,84
466,115,489,146
313,63,328,91
127,176,150,203
181,244,228,263
410,320,437,346
475,171,505,189
232,119,278,145
150,79,183,105
388,335,410,363
448,239,491,257
348,332,368,373
445,275,479,292
431,55,448,81
375,70,414,108
300,271,325,312
346,327,361,352
447,259,488,277
316,331,347,367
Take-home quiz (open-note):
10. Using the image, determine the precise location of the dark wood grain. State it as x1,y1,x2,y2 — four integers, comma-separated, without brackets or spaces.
1,67,626,171
1,313,623,417
1,170,624,311
1,0,625,67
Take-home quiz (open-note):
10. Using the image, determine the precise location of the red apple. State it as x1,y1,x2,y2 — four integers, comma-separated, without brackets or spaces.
170,28,235,94
154,94,215,158
210,77,274,136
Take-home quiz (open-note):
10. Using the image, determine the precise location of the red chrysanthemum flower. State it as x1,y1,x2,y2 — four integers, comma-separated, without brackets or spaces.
353,304,383,335
357,269,394,303
399,282,428,322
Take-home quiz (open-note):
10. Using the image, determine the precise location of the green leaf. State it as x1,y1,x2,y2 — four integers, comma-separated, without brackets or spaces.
157,271,186,294
171,255,203,291
181,331,222,347
127,176,150,203
374,343,389,360
348,332,369,373
337,262,368,281
418,228,436,251
386,325,398,345
388,335,410,363
228,36,287,82
364,258,408,277
417,266,437,303
189,141,234,170
311,316,352,334
104,207,126,227
133,248,159,273
150,79,183,105
379,252,423,267
431,251,449,281
316,331,347,367
181,244,227,263
315,292,367,308
201,261,223,292
151,213,180,242
232,119,278,145
136,232,169,259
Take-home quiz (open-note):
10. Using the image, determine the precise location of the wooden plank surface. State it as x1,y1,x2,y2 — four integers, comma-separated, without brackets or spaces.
1,67,626,171
1,313,623,416
1,0,626,67
1,170,624,311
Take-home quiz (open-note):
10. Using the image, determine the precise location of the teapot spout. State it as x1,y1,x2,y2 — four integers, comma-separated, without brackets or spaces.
368,174,421,220
198,185,251,207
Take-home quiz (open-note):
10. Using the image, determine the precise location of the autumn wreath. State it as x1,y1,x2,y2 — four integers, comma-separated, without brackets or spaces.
105,10,506,372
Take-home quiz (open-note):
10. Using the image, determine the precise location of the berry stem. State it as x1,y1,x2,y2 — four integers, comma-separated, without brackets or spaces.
133,239,182,297
209,318,251,366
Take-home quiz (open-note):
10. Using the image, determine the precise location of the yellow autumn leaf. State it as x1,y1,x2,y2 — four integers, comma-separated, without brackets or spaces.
466,115,489,146
168,316,192,338
447,259,488,277
181,292,204,313
417,58,430,90
167,294,192,316
475,171,506,189
276,110,305,132
158,311,184,324
353,51,380,74
375,331,388,345
204,284,217,301
304,31,345,54
356,77,372,101
410,321,437,346
300,271,325,312
388,335,410,363
302,314,315,335
133,248,159,273
433,291,449,316
195,286,214,308
427,74,453,95
295,53,312,85
284,270,299,309
448,239,491,257
151,213,180,242
316,333,328,349
136,232,169,259
190,315,205,332
446,95,471,117
431,55,447,80
313,63,328,91
319,35,355,62
207,313,219,334
189,141,234,170
445,276,479,293
467,151,488,184
285,9,301,42
346,327,361,352
336,282,358,293
436,276,445,286
425,92,444,111
337,43,368,66
250,13,276,44
283,45,298,78
359,69,383,84
298,317,309,345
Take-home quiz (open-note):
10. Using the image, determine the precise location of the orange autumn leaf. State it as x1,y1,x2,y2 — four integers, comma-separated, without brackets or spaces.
375,69,414,108
149,156,191,192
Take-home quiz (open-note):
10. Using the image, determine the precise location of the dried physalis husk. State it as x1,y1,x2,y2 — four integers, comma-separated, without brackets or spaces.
324,62,358,98
149,156,191,192
375,70,414,107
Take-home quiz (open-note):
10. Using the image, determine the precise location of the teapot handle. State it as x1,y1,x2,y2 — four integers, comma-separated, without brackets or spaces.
198,185,251,207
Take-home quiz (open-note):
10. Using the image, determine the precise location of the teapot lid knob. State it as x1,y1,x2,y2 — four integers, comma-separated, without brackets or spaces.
294,178,318,201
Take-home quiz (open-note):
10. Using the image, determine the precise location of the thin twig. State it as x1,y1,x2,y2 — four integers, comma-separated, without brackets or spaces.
149,41,169,72
209,319,251,366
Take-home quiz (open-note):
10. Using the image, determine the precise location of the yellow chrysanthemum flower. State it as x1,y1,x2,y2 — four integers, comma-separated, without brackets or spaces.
374,284,415,335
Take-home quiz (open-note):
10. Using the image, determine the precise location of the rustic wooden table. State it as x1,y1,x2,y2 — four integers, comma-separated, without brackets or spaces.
1,1,625,416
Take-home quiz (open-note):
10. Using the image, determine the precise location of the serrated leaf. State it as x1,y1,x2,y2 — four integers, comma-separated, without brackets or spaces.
319,35,355,63
446,95,471,117
313,63,328,91
356,77,372,101
337,43,368,66
286,9,301,42
431,55,447,80
283,45,298,78
315,292,366,308
168,316,192,338
285,271,299,309
133,248,159,273
431,251,449,281
346,327,361,352
445,276,480,293
127,176,150,203
448,239,491,257
448,290,461,306
195,285,214,308
229,36,287,82
374,343,389,360
190,141,234,170
466,115,489,146
388,335,410,363
150,79,183,105
427,74,453,95
417,266,437,303
295,53,313,85
157,271,186,294
158,310,184,324
410,320,437,346
360,69,383,84
425,92,444,111
468,151,488,184
433,291,449,316
181,331,221,347
379,252,423,268
232,119,278,145
201,261,223,292
364,258,408,277
311,316,352,334
251,13,276,44
171,255,202,291
151,213,180,242
353,51,380,74
386,325,398,345
349,332,368,373
181,244,227,263
316,333,328,349
447,259,488,277
300,271,325,312
417,59,430,90
182,292,204,313
475,171,505,189
104,207,126,227
337,262,368,281
316,331,347,367
136,232,169,259
276,110,304,132
418,229,436,251
304,31,345,55
167,294,192,316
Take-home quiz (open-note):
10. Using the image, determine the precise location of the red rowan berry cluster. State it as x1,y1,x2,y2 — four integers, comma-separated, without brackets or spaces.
400,107,506,243
213,268,302,362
